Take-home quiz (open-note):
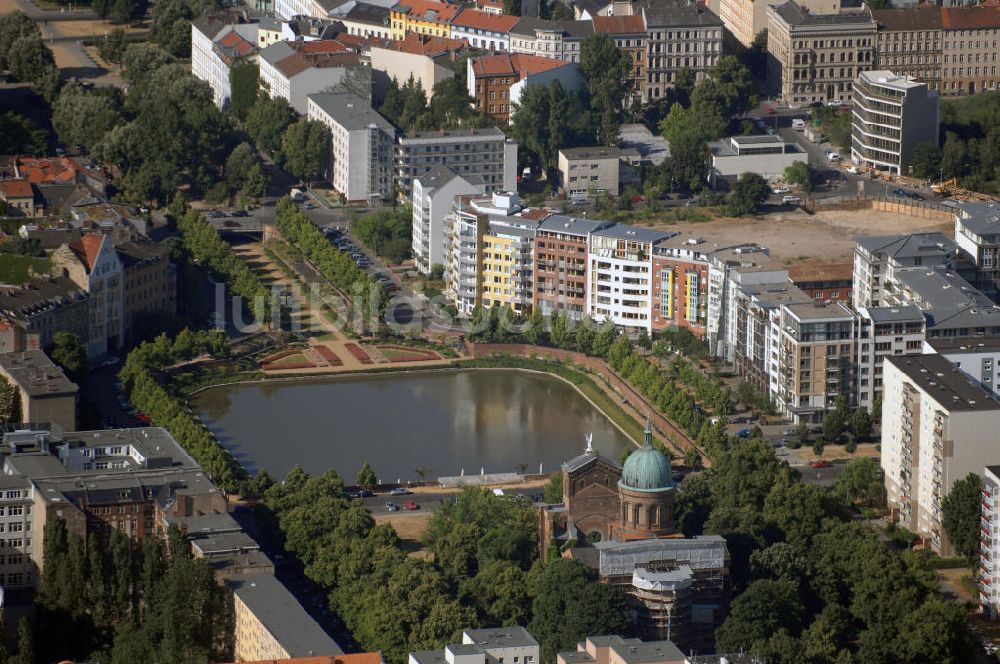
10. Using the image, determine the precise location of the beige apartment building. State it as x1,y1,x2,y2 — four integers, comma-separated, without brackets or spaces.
0,350,77,430
776,301,856,423
720,0,837,50
642,3,723,103
557,146,640,199
767,1,876,106
873,8,943,92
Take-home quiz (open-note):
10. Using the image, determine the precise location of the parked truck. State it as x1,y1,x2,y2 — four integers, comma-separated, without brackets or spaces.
289,188,305,202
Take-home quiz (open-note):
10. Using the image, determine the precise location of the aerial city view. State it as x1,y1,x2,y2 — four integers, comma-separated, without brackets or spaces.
5,0,1000,659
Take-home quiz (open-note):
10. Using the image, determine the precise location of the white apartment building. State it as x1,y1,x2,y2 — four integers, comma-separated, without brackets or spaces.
306,92,395,205
508,18,594,63
274,0,313,20
0,477,34,590
881,353,1000,554
851,233,958,310
259,41,371,114
954,203,1000,299
925,337,1000,399
855,305,926,412
851,70,940,175
981,465,1000,618
587,226,674,334
410,627,539,664
395,128,518,201
705,245,774,358
191,17,259,109
412,167,485,275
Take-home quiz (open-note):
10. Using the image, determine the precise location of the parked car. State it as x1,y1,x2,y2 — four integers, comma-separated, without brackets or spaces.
765,106,775,114
304,202,315,209
404,500,419,510
771,186,790,195
810,459,830,469
685,198,699,207
782,195,802,205
892,187,906,198
385,501,398,512
352,489,373,498
389,487,412,496
782,428,798,436
791,118,806,130
208,210,225,218
231,210,249,217
735,428,752,438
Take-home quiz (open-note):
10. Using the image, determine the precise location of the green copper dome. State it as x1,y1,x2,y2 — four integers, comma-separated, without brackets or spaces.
618,417,674,492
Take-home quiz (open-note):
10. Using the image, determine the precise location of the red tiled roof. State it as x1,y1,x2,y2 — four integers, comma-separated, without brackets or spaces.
69,233,104,272
520,208,554,221
0,179,33,199
391,32,466,55
509,52,571,74
941,5,1000,29
592,14,645,34
394,0,462,22
299,39,347,53
275,50,360,76
452,8,519,31
471,53,571,78
14,156,83,185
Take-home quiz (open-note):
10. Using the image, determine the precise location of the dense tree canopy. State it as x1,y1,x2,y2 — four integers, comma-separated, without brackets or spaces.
941,472,983,562
352,207,412,262
510,80,579,172
727,172,769,216
229,59,259,121
246,94,296,156
281,119,330,182
53,83,125,154
0,111,48,156
49,331,88,384
579,33,632,145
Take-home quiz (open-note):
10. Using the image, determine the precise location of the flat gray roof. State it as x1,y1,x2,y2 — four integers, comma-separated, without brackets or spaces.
538,215,615,237
617,124,670,165
856,233,956,261
610,639,685,664
592,225,675,244
227,574,343,657
398,127,508,143
464,626,539,649
308,92,394,132
410,651,446,664
644,3,722,26
893,268,1000,331
0,349,77,397
784,301,854,321
862,305,925,324
772,1,873,27
559,146,640,160
885,353,1000,411
416,165,484,190
927,337,1000,354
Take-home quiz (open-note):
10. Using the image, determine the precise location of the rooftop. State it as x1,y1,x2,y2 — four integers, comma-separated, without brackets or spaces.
0,277,88,321
0,349,77,397
471,53,572,78
0,179,33,199
592,14,646,34
861,304,925,324
510,17,594,37
617,124,670,165
858,70,924,90
463,626,539,649
787,262,853,284
559,145,640,160
233,655,382,664
892,267,1000,331
592,225,674,244
452,8,519,31
393,0,462,22
941,4,1000,29
398,126,508,143
538,215,615,237
308,92,394,132
955,203,1000,237
610,639,685,664
783,300,855,322
885,353,1000,411
590,535,728,578
873,6,941,31
14,156,102,186
927,337,1000,354
770,1,873,27
345,2,391,23
227,574,344,658
383,32,466,56
856,232,957,261
643,2,723,27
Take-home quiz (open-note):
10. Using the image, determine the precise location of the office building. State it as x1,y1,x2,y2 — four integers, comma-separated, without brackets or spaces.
850,70,939,175
395,128,518,200
642,3,723,103
587,226,674,334
412,167,485,275
229,573,344,661
0,350,77,431
707,135,807,188
307,92,395,205
410,627,539,664
851,233,959,310
855,305,926,412
557,146,641,199
533,216,613,321
881,354,1000,554
766,2,876,107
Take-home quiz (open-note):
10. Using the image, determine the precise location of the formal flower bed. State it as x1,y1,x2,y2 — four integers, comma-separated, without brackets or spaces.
314,345,343,366
344,343,373,364
261,352,315,371
378,345,440,363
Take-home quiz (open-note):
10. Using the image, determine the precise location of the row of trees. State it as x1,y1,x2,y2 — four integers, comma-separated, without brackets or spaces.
275,198,387,325
120,328,249,492
259,470,627,664
35,519,229,663
379,74,491,134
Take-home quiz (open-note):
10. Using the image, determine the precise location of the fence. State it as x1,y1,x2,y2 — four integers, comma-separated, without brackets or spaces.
806,196,955,221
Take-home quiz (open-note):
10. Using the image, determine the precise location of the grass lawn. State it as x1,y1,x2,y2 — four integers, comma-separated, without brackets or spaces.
316,332,340,342
0,254,50,284
270,353,309,367
380,347,439,361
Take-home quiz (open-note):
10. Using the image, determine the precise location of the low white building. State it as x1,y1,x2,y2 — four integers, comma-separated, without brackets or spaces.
587,225,674,333
307,92,395,205
412,167,485,275
708,135,807,188
881,353,1000,554
410,627,540,664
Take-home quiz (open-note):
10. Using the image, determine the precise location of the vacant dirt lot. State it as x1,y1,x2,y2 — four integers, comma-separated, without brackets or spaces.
653,208,952,267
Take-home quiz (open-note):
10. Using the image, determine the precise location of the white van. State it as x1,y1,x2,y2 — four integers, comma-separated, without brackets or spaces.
792,118,806,130
521,167,531,180
289,188,305,202
826,151,841,163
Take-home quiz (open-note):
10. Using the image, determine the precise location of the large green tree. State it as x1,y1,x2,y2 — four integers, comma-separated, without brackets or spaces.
52,83,125,154
727,172,770,216
784,160,813,193
715,579,804,653
281,119,330,182
49,332,88,384
579,33,632,145
229,59,259,121
941,472,983,561
246,94,295,156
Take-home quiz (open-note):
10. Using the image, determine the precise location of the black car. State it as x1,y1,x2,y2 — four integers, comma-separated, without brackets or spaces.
351,489,373,498
208,210,225,218
231,210,249,217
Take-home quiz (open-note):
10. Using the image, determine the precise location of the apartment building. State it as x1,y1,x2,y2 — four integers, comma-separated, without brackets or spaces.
557,146,640,199
508,18,594,63
719,0,837,50
0,477,36,591
775,302,857,421
850,70,939,176
412,166,485,274
0,350,77,430
642,3,723,103
0,180,39,218
981,465,1000,618
940,5,1000,96
229,573,344,661
307,92,395,205
558,635,685,664
766,2,876,106
851,233,958,310
259,40,370,114
926,337,1000,400
587,226,674,334
337,3,393,40
190,16,258,110
533,216,613,321
873,7,943,91
480,218,541,315
0,278,89,353
50,234,124,358
390,0,462,39
855,305,925,412
592,15,646,103
650,236,712,338
955,203,1000,299
787,263,852,302
451,9,519,51
468,53,580,124
370,34,465,102
117,239,177,343
881,353,1000,554
705,245,775,358
410,626,539,664
395,127,518,200
884,267,1000,339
